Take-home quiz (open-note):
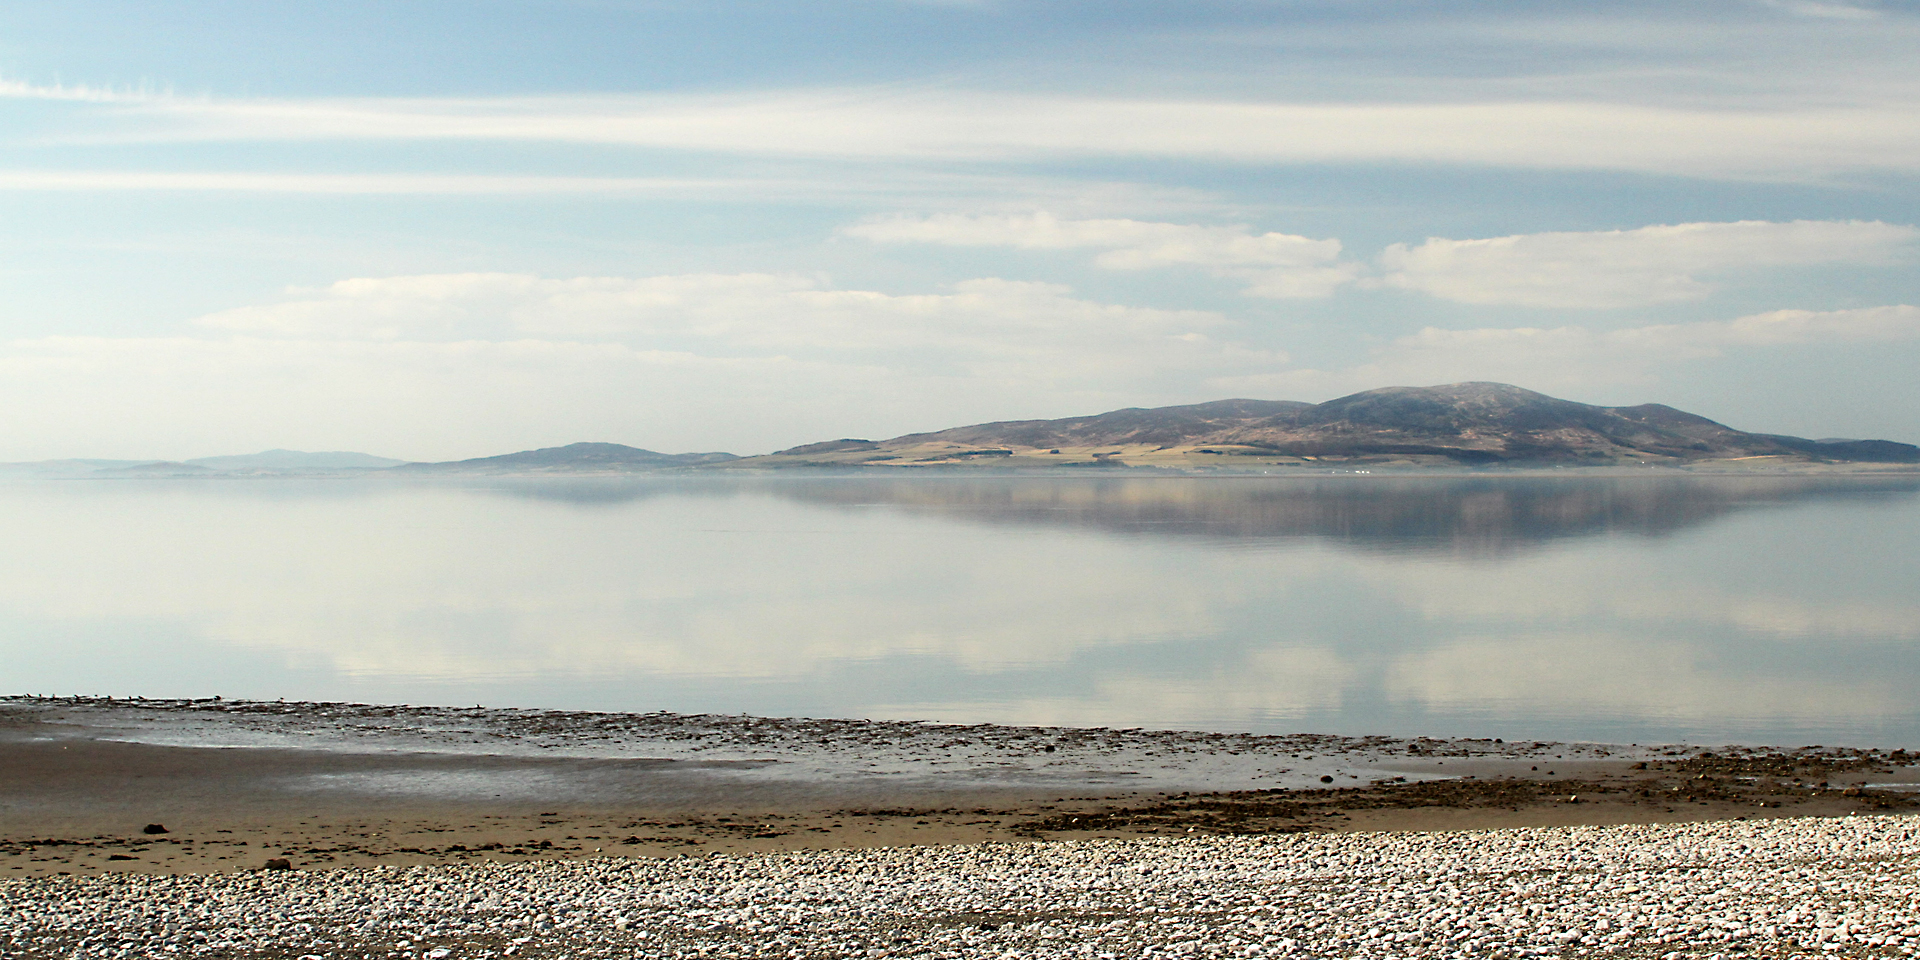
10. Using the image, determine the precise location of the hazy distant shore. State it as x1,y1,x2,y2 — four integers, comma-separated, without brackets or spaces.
4,696,1917,879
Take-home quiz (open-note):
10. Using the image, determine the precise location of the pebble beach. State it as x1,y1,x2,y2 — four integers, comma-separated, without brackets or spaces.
7,814,1919,960
7,698,1920,958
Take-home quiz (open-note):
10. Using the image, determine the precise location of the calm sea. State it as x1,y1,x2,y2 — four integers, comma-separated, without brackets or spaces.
4,474,1916,746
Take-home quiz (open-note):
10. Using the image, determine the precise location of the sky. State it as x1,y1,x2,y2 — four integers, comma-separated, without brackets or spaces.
3,0,1918,461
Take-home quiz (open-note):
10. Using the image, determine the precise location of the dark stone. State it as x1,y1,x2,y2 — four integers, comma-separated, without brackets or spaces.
107,854,137,861
263,858,293,871
141,824,169,835
1319,775,1334,784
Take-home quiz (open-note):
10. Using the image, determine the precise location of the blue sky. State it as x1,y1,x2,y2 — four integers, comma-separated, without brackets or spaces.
3,0,1918,459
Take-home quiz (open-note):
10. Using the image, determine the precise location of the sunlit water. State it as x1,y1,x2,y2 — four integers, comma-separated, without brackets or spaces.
4,474,1917,746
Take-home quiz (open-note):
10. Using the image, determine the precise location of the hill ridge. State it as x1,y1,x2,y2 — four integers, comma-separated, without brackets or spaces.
395,441,739,474
727,382,1919,470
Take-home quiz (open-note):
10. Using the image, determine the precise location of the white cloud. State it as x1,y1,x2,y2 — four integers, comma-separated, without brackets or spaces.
0,77,149,103
900,643,1358,729
846,212,1358,298
1377,220,1918,308
1383,633,1904,724
1199,304,1920,402
17,84,1920,182
0,169,808,196
1391,304,1920,365
0,169,1222,214
1667,303,1920,345
189,271,1275,383
0,482,1244,685
1379,546,1920,724
850,216,1918,308
1406,564,1920,642
1754,0,1881,20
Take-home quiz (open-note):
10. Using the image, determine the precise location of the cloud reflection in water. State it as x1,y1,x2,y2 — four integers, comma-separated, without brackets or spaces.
1,475,1915,745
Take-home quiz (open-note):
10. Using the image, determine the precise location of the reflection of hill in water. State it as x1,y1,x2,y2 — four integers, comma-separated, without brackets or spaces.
478,475,1920,557
761,476,1920,557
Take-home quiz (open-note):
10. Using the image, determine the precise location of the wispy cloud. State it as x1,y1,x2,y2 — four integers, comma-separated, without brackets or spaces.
189,270,1278,383
848,215,1917,307
1377,220,1918,308
846,212,1357,298
17,85,1920,182
0,168,1225,213
0,170,798,196
1202,304,1920,402
1392,305,1920,362
0,77,163,103
1753,0,1882,20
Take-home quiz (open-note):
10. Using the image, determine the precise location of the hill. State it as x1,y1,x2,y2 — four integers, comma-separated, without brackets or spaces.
720,383,1920,470
394,442,739,474
185,450,405,472
0,450,403,478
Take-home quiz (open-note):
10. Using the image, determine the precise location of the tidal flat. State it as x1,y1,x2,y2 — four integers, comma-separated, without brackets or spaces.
3,696,1917,864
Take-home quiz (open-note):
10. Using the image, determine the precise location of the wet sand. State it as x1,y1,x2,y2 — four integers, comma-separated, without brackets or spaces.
4,697,1916,878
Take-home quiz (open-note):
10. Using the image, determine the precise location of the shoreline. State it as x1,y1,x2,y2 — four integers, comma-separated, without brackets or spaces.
5,696,1917,878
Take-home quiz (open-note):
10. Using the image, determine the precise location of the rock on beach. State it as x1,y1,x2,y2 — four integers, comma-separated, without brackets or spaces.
5,814,1919,959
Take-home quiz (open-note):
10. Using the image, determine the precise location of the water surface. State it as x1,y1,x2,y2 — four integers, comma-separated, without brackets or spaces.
3,474,1916,746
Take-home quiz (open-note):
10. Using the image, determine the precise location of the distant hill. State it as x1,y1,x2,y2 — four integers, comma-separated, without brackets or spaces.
186,449,405,472
0,458,151,478
0,449,402,478
395,442,740,474
96,461,217,476
1,443,737,478
721,383,1920,470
